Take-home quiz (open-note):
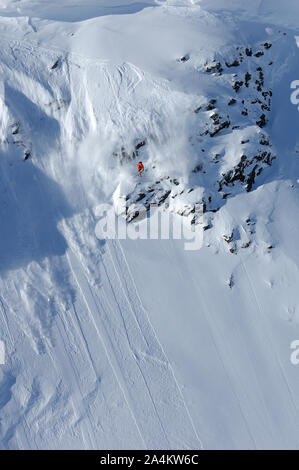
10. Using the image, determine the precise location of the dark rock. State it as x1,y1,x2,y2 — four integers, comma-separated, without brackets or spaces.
210,119,230,137
193,164,203,173
256,114,267,128
205,62,223,74
259,136,270,146
136,193,146,202
255,70,264,92
255,82,262,92
254,51,264,57
262,90,272,98
246,164,258,191
233,80,244,92
245,48,252,57
225,59,240,67
261,103,271,112
223,232,234,243
223,159,246,185
210,113,221,125
180,55,190,63
264,42,272,50
24,151,31,161
51,59,60,70
260,150,275,165
132,140,146,159
127,210,140,223
206,99,217,111
157,190,171,205
206,103,215,111
257,167,263,176
242,241,251,248
228,98,237,106
12,123,20,135
135,140,146,151
245,72,252,87
116,141,146,163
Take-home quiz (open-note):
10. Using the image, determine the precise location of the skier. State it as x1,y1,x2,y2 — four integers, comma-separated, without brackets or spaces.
137,161,144,176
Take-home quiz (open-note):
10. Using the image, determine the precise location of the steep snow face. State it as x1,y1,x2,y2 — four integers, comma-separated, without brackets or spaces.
0,2,286,215
0,0,299,450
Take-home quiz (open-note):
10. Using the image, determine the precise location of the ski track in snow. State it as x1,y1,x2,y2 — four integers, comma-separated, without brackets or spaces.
239,257,299,421
66,240,203,449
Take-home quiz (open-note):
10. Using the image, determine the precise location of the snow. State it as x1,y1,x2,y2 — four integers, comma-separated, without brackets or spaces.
0,1,160,22
198,0,299,30
0,0,299,450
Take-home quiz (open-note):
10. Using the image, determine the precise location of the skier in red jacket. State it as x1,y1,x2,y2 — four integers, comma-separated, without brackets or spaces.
137,161,144,176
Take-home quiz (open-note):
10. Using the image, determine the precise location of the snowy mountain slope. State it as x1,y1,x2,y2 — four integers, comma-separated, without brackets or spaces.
0,0,299,450
0,0,160,21
199,0,299,31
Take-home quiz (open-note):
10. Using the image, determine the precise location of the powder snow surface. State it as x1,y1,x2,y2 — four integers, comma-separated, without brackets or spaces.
0,0,299,450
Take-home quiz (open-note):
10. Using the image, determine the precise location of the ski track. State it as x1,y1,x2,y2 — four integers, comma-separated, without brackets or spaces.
53,293,100,449
114,239,203,448
0,296,35,450
66,241,203,450
185,264,258,450
239,256,299,421
66,249,148,449
0,33,110,67
41,319,90,449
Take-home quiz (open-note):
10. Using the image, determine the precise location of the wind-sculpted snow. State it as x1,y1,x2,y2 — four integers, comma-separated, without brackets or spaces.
0,0,299,450
198,0,299,30
0,0,161,22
